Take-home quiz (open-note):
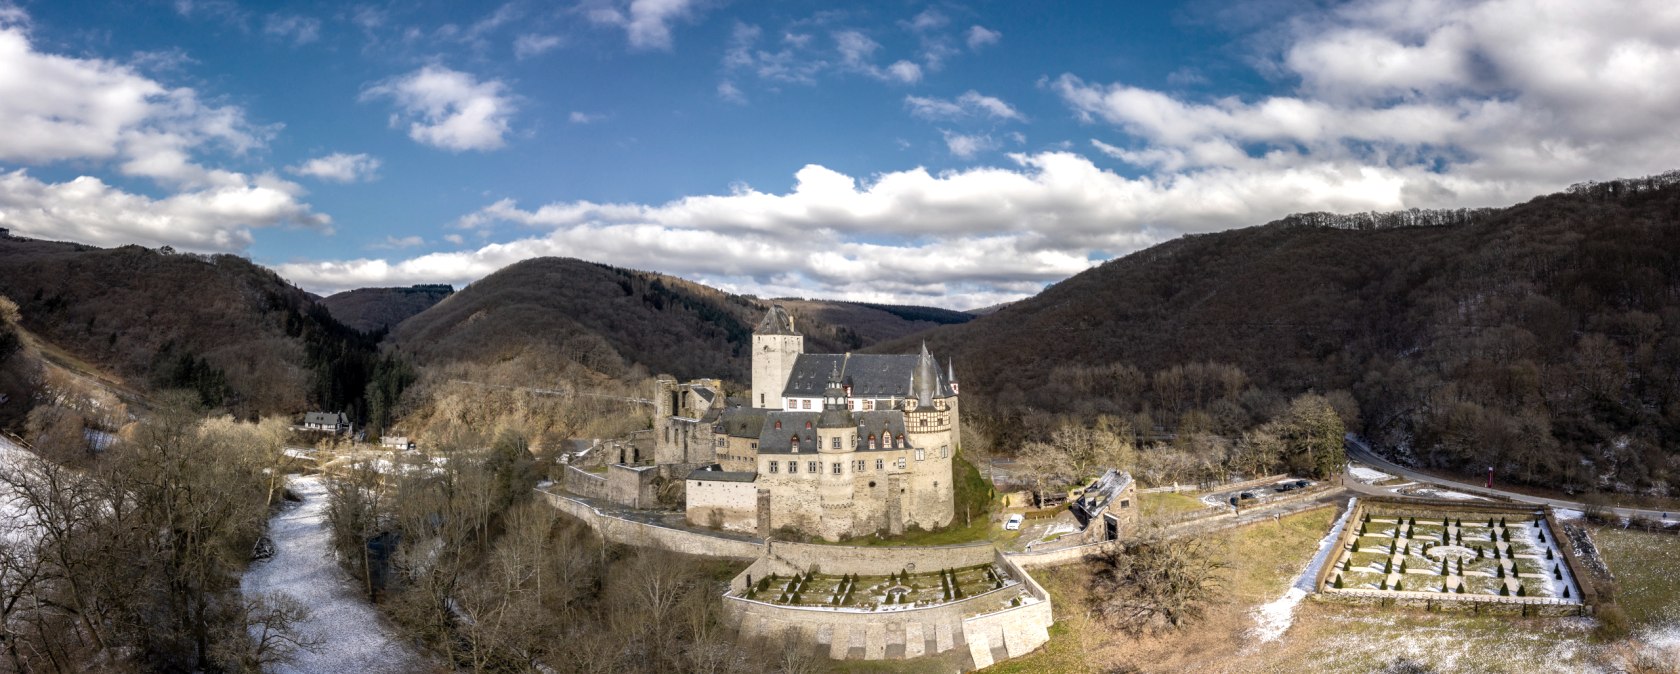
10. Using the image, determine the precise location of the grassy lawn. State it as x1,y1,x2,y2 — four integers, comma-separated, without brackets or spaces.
1593,526,1680,626
1139,491,1207,519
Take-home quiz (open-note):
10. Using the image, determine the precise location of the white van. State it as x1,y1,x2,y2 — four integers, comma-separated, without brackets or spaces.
1004,514,1024,530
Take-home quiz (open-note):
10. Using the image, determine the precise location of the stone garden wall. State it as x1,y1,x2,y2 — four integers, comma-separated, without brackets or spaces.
539,489,764,560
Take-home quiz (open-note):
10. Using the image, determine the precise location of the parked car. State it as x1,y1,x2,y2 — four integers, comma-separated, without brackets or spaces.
1005,514,1024,530
1295,480,1311,488
1239,491,1256,500
1228,496,1239,506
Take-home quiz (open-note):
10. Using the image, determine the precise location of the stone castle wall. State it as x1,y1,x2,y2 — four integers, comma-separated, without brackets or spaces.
723,546,1052,667
540,489,764,559
686,479,759,533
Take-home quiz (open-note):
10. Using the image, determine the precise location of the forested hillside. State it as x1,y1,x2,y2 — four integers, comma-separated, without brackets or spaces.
0,232,382,421
770,298,972,349
320,284,454,334
898,174,1680,495
389,257,935,383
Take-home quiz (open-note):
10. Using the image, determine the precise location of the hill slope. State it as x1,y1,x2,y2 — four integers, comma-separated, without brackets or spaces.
896,175,1680,492
390,257,869,384
321,284,454,334
0,232,377,420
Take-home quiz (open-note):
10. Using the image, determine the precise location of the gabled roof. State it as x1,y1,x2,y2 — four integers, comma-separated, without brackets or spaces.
304,412,345,425
716,406,768,438
1073,469,1134,521
780,353,954,399
756,410,913,454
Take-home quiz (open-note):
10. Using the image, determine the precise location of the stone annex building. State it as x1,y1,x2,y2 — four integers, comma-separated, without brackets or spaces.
660,306,962,541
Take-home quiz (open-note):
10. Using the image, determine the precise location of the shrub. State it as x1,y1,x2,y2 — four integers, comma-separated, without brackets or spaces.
1334,575,1344,589
1395,580,1403,591
1352,539,1361,552
1547,548,1554,560
1517,584,1526,597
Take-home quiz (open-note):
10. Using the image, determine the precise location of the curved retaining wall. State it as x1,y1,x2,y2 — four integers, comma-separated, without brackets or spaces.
539,489,764,560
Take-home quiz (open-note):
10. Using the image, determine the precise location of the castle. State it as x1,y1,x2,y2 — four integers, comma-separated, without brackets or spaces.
660,306,961,542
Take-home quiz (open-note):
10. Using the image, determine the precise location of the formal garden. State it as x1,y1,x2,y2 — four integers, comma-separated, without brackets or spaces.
732,563,1029,611
1324,511,1581,601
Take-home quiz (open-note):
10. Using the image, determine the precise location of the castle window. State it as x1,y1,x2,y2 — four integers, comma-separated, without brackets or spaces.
876,459,883,470
774,420,781,430
920,418,928,427
760,393,765,405
896,458,906,469
915,449,925,461
831,437,841,449
768,461,778,474
788,461,797,474
832,463,841,475
805,420,812,429
1120,499,1131,509
940,445,949,458
807,461,819,474
801,400,812,410
867,434,876,448
863,399,874,411
897,434,905,446
790,434,800,451
750,442,757,449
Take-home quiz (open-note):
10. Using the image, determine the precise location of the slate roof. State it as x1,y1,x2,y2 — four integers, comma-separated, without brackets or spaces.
715,406,768,438
1073,469,1134,521
757,410,913,455
780,353,954,399
755,305,797,335
687,465,757,483
304,412,346,426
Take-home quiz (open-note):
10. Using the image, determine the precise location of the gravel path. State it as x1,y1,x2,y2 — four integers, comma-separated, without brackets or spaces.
242,475,431,674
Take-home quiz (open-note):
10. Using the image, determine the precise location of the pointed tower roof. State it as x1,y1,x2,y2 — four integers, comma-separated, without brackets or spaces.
818,363,854,428
913,342,937,407
755,304,798,335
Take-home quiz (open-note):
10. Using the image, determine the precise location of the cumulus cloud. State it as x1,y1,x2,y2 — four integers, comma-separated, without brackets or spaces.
0,8,327,252
906,91,1024,121
717,81,747,104
275,151,1462,305
568,111,606,124
0,169,330,252
586,0,703,51
363,65,516,152
287,153,381,183
1054,0,1680,201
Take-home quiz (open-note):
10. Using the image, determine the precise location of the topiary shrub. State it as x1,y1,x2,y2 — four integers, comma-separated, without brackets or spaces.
1334,575,1344,589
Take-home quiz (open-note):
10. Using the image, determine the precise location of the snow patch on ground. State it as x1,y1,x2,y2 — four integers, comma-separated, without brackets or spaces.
1251,497,1357,643
1553,508,1584,521
241,475,430,674
1349,465,1395,483
0,436,36,546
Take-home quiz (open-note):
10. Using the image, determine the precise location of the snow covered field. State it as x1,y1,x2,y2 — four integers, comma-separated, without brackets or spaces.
1252,497,1358,643
241,475,431,674
1349,465,1395,483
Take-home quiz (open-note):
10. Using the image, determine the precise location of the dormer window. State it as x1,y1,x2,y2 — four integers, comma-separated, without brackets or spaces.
805,420,812,429
867,434,876,448
790,434,800,451
774,420,782,430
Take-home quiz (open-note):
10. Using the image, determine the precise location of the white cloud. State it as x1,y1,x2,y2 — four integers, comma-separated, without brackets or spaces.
907,9,948,33
569,111,607,124
906,91,1025,121
586,0,703,51
941,131,996,159
1053,0,1680,199
263,14,321,45
0,8,327,253
370,235,424,250
966,25,1000,50
287,153,381,183
277,152,1458,305
717,81,747,104
513,33,562,59
0,169,329,252
363,65,516,152
885,60,922,84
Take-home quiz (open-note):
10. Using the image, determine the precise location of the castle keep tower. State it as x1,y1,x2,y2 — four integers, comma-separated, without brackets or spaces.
751,305,802,409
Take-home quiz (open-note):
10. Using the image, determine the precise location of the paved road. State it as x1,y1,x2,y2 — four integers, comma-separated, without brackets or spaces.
1344,435,1673,521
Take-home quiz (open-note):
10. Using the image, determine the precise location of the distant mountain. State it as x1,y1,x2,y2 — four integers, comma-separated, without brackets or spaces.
890,174,1680,493
321,284,454,334
389,257,882,385
0,231,377,420
774,299,972,348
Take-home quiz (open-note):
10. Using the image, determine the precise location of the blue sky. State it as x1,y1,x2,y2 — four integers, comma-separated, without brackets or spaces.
3,1,1679,309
